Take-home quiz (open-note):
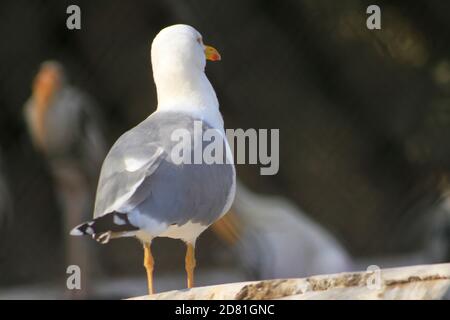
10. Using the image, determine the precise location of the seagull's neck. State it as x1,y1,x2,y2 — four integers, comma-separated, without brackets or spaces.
154,69,224,130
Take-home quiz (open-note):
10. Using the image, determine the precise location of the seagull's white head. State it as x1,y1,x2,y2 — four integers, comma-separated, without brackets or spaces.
151,24,221,114
151,24,220,76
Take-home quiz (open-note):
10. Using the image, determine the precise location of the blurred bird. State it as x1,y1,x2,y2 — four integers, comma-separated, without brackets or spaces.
212,181,353,280
24,61,107,298
70,25,235,295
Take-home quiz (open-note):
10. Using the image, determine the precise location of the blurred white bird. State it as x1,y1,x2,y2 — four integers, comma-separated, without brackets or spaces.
23,61,107,298
212,181,353,280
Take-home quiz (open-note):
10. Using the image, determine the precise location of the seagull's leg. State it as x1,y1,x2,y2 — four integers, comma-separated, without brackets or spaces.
143,242,154,295
185,242,196,289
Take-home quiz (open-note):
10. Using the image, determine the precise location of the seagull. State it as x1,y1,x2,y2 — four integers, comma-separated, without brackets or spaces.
70,24,236,295
24,61,107,298
24,61,106,176
212,181,352,280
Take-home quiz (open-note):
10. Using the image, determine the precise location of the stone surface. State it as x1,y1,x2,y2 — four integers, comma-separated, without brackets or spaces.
130,263,450,300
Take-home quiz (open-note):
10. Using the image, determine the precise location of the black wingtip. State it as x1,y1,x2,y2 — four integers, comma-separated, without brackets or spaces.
70,212,138,241
70,221,95,236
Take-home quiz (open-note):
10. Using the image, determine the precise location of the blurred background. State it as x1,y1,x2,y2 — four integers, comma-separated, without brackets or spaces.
0,0,449,299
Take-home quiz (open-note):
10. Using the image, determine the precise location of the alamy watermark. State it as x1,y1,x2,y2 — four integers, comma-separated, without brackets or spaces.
66,265,81,290
169,120,279,175
66,5,81,30
366,5,381,30
67,4,381,31
366,265,382,290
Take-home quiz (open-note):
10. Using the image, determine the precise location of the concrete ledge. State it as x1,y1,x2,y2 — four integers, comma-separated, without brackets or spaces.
130,263,450,300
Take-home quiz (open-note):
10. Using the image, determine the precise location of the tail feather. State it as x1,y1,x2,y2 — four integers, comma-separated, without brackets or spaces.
70,212,139,244
211,209,242,245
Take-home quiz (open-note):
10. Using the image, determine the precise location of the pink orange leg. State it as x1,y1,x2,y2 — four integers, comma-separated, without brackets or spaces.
185,242,196,289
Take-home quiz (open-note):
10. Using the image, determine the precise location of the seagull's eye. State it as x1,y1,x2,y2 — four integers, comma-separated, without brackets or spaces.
197,37,202,45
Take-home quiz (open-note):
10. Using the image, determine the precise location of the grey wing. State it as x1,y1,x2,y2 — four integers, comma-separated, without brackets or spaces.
131,156,234,227
127,120,234,226
93,127,166,218
93,112,234,228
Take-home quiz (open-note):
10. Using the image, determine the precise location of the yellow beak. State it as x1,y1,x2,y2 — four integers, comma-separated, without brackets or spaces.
204,45,221,61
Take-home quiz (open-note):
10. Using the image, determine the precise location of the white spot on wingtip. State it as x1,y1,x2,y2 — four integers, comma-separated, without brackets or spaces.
113,214,126,225
70,228,83,236
124,158,148,172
